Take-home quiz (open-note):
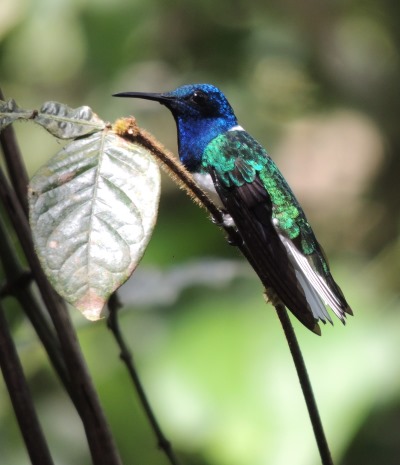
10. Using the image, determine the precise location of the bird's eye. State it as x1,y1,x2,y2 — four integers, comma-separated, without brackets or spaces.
190,90,208,105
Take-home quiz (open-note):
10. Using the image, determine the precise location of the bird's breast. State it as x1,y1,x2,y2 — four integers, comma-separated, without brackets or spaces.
192,172,224,209
192,172,235,228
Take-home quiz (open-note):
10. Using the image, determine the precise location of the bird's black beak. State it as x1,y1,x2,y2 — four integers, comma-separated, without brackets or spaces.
113,91,174,107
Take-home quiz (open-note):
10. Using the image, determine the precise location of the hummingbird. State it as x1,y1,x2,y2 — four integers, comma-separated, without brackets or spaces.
113,84,353,334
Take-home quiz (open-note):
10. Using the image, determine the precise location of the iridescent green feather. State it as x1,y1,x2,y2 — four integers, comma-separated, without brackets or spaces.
202,131,322,260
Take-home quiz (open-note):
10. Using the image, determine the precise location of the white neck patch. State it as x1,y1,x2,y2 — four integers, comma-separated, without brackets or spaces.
228,125,245,132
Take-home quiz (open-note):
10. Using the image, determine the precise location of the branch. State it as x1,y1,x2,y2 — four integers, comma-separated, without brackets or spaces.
0,302,54,465
274,302,333,464
107,294,182,465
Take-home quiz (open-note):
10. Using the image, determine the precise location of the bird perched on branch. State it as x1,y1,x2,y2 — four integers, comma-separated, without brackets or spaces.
114,83,353,334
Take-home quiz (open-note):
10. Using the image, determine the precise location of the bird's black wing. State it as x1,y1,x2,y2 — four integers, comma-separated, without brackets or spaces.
210,167,320,334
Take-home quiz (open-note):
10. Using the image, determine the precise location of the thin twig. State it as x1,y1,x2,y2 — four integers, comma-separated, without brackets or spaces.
0,302,55,465
107,294,182,465
275,303,333,465
116,119,334,465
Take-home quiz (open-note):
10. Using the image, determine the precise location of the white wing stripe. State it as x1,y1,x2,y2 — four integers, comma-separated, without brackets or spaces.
279,235,345,322
295,270,332,323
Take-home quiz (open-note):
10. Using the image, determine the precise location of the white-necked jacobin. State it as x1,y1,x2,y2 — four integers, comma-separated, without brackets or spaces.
113,83,353,334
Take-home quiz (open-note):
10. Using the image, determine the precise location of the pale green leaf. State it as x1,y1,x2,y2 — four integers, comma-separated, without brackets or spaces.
28,129,161,320
36,101,106,139
1,99,105,138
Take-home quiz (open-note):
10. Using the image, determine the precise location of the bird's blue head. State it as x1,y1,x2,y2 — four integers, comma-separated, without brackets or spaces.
114,84,238,171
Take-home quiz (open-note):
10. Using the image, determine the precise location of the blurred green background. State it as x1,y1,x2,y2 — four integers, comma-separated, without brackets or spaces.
1,0,400,464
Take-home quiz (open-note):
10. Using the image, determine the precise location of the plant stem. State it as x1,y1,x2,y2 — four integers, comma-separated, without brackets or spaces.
107,294,182,465
275,303,333,465
0,212,74,403
0,302,54,465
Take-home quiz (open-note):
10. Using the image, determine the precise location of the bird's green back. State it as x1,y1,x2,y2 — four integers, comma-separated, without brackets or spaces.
201,130,325,265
